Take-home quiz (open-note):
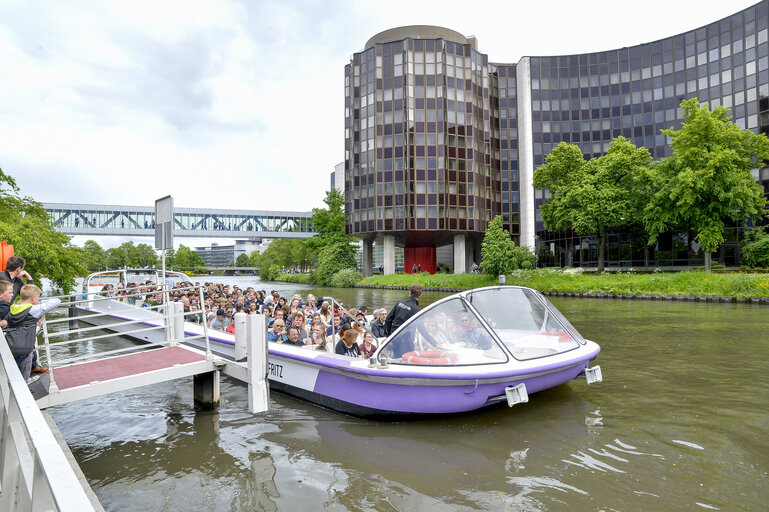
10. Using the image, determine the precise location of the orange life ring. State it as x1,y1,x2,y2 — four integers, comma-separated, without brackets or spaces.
402,350,458,365
540,331,572,342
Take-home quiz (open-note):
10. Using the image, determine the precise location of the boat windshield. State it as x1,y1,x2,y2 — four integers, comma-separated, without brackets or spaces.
466,287,583,360
377,298,508,366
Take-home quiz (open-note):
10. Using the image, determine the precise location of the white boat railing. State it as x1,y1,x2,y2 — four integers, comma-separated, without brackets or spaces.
40,283,213,393
0,330,96,511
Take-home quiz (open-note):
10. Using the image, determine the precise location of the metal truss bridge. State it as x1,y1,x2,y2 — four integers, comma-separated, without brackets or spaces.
44,203,314,239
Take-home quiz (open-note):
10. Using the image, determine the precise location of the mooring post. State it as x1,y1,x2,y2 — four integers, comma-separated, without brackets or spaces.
233,312,248,361
68,295,78,330
247,314,269,414
193,371,220,411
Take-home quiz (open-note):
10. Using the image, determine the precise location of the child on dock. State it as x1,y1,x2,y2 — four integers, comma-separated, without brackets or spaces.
3,284,60,381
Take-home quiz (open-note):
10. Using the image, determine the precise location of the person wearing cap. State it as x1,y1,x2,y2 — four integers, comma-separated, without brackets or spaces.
209,308,230,332
370,308,388,338
354,310,369,330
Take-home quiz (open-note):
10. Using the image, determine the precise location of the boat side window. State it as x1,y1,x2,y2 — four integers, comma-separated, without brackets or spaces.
378,298,506,366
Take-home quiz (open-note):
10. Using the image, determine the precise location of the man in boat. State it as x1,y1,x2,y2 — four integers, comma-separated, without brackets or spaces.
370,308,388,338
385,285,422,357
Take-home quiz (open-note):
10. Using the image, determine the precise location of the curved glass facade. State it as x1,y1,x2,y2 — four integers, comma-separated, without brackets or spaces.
347,2,769,271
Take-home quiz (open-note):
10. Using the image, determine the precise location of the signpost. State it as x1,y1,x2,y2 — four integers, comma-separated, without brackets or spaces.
155,196,173,336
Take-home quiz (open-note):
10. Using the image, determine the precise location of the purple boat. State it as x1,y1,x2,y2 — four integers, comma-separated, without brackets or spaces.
76,271,602,420
265,286,602,420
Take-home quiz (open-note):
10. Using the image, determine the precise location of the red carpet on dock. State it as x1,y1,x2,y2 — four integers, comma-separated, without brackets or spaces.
52,346,205,390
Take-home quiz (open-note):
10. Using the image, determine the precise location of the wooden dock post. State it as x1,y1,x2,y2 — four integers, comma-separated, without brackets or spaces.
193,371,220,411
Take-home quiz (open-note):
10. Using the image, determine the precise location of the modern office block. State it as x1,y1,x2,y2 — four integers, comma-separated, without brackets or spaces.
345,3,769,271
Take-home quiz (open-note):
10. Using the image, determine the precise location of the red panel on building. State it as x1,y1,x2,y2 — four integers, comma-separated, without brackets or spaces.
404,247,436,274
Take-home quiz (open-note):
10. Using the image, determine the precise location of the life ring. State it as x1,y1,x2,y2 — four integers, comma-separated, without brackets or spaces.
402,350,458,365
540,331,572,342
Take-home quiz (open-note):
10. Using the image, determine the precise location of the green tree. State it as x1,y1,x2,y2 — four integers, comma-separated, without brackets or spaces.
740,226,769,268
132,243,159,267
164,248,176,267
235,253,250,267
82,239,107,272
534,137,650,271
174,244,205,268
0,168,86,291
644,99,769,271
480,215,518,276
305,188,355,252
311,242,357,286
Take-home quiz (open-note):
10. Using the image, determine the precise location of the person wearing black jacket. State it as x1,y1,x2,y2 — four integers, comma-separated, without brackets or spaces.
385,285,422,336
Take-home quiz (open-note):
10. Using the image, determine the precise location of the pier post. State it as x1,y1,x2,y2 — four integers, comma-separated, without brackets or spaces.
170,302,184,346
193,371,220,411
233,312,248,361
68,296,78,330
247,314,269,414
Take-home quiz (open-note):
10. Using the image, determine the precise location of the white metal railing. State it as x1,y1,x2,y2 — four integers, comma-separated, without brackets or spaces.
39,283,212,394
0,330,96,511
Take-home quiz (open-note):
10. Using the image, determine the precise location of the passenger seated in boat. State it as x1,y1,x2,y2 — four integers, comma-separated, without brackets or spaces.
288,312,308,340
268,320,287,343
284,326,304,347
359,332,377,359
304,323,328,351
326,313,343,336
335,329,360,358
209,308,230,332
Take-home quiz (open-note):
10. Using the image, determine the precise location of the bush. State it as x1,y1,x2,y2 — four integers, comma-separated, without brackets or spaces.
311,242,357,285
741,227,769,268
260,264,282,281
330,268,363,287
436,262,451,273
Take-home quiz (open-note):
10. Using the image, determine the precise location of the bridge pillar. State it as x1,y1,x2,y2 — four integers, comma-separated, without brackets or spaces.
194,371,220,411
362,240,373,277
383,235,395,275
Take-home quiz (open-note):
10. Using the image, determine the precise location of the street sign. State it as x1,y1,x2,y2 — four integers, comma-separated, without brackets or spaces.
155,195,173,250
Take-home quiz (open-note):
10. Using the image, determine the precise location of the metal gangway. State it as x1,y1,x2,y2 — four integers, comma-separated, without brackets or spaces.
1,283,269,511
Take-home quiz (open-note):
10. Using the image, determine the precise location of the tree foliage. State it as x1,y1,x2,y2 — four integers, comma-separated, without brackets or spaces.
172,244,205,269
82,239,108,272
480,216,535,275
311,242,357,286
740,226,769,268
105,241,159,269
644,98,769,270
305,188,356,252
0,168,86,292
534,137,651,271
256,239,314,274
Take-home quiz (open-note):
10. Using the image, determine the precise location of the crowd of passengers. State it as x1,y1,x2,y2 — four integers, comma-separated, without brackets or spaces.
101,282,388,359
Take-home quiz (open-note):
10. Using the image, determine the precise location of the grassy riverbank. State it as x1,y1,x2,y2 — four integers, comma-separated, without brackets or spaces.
358,269,769,299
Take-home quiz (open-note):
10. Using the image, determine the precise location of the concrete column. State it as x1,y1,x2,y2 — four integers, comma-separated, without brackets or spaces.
516,57,536,251
194,371,220,411
465,236,474,273
454,234,466,274
383,235,395,275
362,239,373,277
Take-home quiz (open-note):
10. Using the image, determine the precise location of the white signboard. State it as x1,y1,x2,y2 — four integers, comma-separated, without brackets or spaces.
154,195,173,250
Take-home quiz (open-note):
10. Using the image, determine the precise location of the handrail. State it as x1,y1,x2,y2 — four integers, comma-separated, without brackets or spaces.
0,330,96,511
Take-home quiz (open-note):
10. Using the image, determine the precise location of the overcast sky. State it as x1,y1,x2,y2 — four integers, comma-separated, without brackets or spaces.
0,0,759,248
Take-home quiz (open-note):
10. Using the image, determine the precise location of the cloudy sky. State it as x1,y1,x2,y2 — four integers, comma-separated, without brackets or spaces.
0,0,758,247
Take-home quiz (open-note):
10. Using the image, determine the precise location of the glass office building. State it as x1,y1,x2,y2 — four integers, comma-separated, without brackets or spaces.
345,2,769,273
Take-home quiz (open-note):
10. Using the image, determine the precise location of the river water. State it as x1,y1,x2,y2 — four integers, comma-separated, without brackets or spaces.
42,277,768,511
